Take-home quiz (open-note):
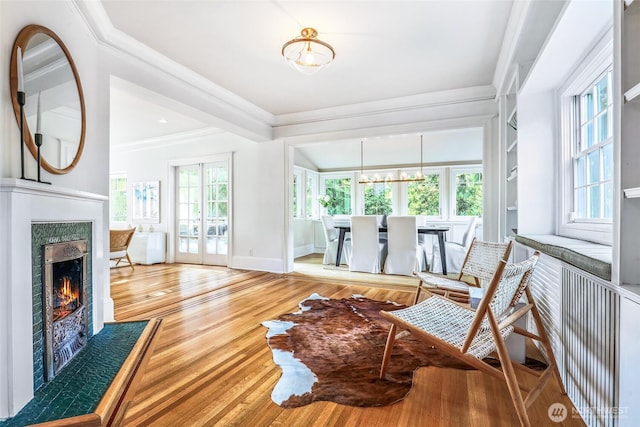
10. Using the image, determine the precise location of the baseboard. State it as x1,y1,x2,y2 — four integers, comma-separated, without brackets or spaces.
231,256,285,273
294,244,315,259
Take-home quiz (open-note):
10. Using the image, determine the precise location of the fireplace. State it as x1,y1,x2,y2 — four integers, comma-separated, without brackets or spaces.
0,179,112,419
43,240,88,381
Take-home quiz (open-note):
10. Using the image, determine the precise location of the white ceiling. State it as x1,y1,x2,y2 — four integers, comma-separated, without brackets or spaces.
102,0,513,116
110,77,212,146
100,0,514,165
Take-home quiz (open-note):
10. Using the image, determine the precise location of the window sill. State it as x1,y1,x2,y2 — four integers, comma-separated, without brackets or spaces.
515,234,611,281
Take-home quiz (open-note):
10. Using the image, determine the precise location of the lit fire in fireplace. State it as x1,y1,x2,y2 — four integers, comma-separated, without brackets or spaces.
53,276,80,322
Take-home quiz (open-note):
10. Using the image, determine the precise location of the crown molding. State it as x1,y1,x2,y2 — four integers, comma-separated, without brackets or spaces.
281,114,496,146
493,0,532,97
275,97,498,143
73,0,274,140
73,0,499,143
274,85,496,128
111,127,225,153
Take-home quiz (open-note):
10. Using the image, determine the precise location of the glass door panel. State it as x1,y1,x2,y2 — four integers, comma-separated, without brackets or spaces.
176,165,201,263
203,162,228,265
175,160,229,266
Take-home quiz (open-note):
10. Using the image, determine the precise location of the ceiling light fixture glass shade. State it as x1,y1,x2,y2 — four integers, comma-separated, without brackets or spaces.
282,27,335,75
358,135,426,184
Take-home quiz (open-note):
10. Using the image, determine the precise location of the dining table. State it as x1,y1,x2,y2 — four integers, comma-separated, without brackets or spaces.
333,222,450,274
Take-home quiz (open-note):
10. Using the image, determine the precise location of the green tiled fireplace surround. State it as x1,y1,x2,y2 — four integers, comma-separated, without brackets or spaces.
31,222,93,391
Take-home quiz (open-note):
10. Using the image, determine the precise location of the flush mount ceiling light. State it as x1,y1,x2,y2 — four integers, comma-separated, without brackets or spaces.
281,27,335,75
358,135,427,184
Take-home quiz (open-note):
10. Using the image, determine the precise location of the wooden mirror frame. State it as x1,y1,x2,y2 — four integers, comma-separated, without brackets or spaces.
9,25,86,175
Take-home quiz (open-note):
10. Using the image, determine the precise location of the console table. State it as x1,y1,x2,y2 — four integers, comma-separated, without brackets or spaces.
129,231,166,265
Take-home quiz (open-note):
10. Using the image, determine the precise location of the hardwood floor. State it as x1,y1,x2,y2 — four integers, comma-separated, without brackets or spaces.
110,258,584,426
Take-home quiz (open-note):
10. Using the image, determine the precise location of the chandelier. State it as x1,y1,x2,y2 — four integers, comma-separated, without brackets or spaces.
358,135,426,184
281,27,335,75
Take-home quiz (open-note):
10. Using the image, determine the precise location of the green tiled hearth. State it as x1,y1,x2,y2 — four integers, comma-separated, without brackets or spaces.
0,321,148,427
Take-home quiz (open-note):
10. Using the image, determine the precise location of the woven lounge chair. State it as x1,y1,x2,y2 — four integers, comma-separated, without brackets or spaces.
414,239,512,304
379,251,564,427
110,228,136,271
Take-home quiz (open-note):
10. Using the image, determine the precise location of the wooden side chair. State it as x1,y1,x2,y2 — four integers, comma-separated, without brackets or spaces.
414,239,512,304
379,251,565,427
110,228,136,270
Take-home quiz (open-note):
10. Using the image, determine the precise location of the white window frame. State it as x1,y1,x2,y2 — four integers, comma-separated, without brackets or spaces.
109,173,128,225
320,172,355,217
357,168,397,215
558,32,613,245
292,167,303,218
306,171,318,218
450,166,483,220
401,167,445,219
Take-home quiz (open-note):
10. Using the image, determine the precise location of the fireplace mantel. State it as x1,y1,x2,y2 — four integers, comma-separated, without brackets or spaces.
0,178,112,419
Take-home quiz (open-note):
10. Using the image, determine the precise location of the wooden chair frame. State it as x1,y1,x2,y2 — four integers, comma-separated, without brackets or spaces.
110,228,136,271
414,238,512,304
380,251,565,427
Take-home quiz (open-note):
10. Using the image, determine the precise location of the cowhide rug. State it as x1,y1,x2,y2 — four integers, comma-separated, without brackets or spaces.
262,294,546,408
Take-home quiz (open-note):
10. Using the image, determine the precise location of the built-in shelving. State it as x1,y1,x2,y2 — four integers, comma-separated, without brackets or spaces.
503,71,519,239
624,187,640,198
507,108,517,131
624,82,640,102
621,0,640,285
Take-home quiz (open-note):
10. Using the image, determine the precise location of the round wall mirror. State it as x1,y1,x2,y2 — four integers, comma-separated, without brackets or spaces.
10,25,86,175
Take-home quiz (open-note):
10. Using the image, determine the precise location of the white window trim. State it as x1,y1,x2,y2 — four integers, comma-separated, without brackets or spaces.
292,167,303,218
450,165,483,220
558,31,613,245
316,163,481,221
305,171,319,218
109,173,128,225
320,172,355,217
400,167,445,219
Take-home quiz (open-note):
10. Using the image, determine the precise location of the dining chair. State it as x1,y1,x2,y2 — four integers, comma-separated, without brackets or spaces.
320,215,349,265
379,251,563,427
109,227,137,270
347,215,387,273
416,216,431,272
383,216,421,276
415,239,512,304
429,216,479,274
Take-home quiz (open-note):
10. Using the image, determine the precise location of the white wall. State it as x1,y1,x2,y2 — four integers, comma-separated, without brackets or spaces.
111,133,288,272
516,89,556,235
0,1,109,194
0,0,112,418
0,1,111,310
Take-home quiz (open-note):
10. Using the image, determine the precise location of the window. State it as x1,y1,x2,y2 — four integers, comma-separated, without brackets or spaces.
364,183,392,215
407,173,440,216
316,166,480,219
573,70,613,221
292,171,301,218
306,173,318,218
452,169,483,217
559,33,613,244
109,175,127,223
322,177,352,215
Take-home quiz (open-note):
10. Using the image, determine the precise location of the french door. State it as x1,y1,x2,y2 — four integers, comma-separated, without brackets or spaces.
175,159,230,265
